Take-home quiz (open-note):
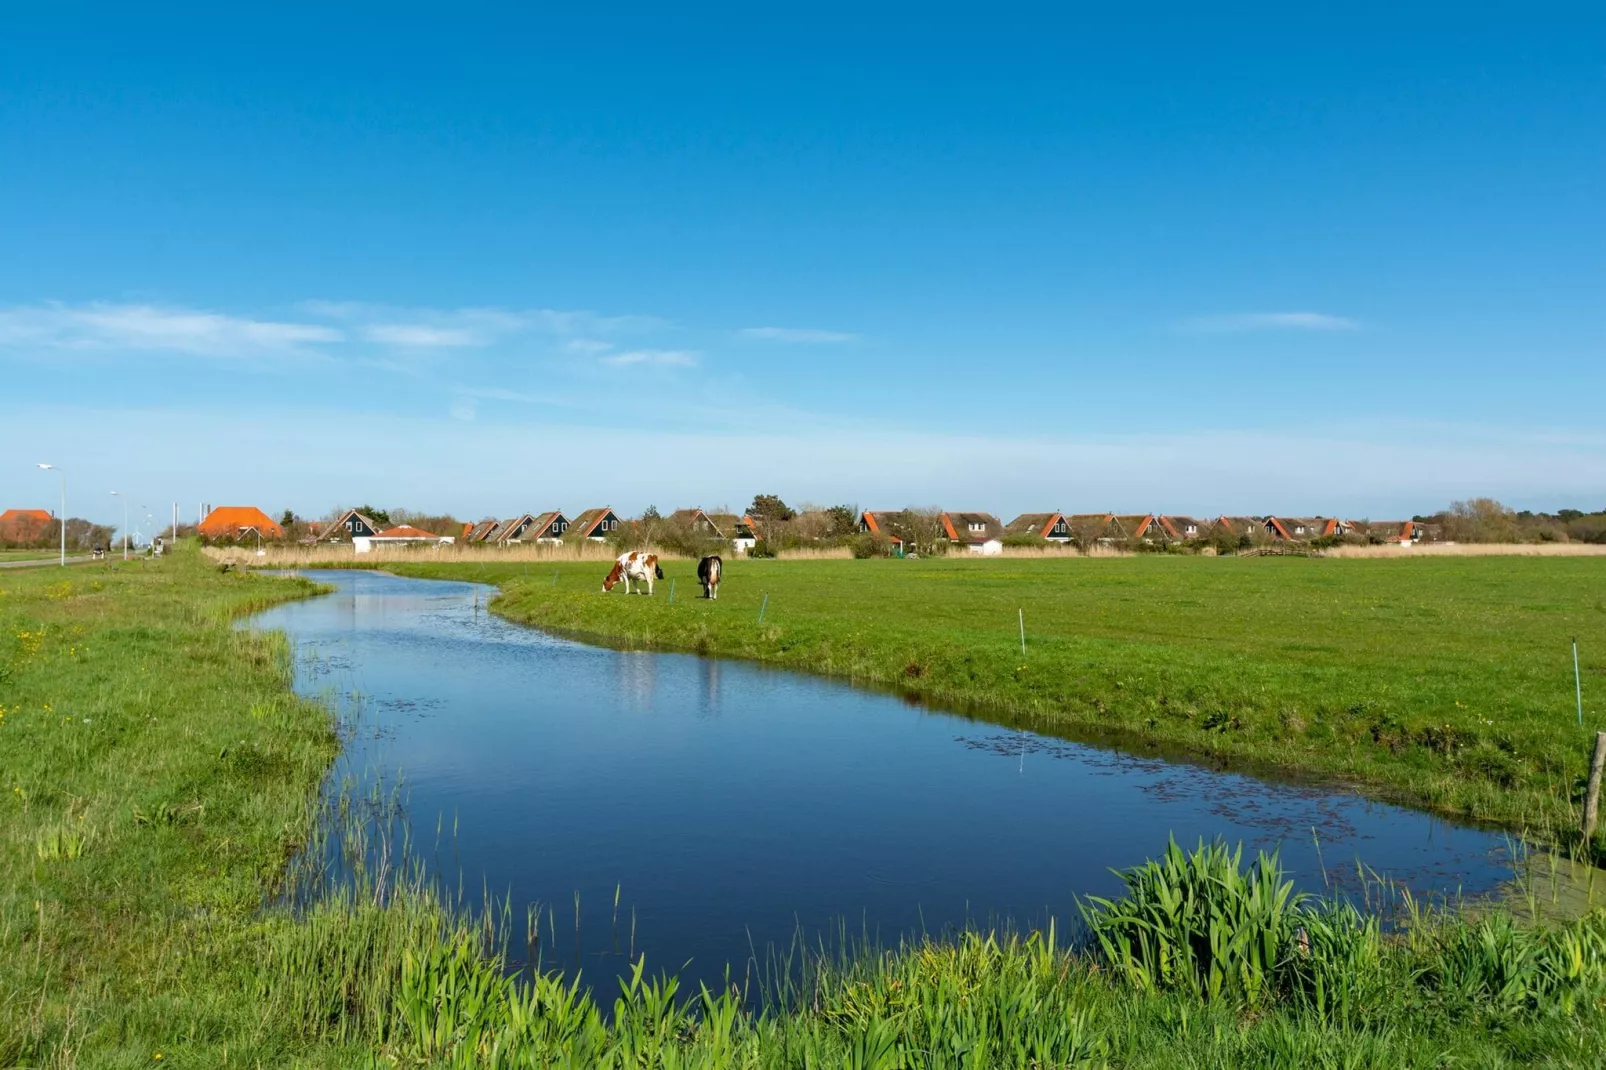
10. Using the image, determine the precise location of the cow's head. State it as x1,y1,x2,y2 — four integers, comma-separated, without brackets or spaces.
602,562,623,592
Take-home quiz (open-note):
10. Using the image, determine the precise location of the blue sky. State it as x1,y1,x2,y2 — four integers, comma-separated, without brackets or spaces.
3,6,1603,530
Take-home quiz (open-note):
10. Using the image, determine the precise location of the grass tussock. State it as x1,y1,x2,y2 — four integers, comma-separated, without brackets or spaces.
244,838,1606,1066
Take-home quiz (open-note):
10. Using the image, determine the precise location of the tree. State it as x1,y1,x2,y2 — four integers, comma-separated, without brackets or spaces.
747,494,796,522
640,505,662,521
353,505,393,528
824,504,859,538
280,509,296,528
1444,498,1516,543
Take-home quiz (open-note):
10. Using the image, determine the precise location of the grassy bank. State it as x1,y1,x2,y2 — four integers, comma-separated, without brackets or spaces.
8,548,1606,1065
0,548,340,1064
381,554,1606,843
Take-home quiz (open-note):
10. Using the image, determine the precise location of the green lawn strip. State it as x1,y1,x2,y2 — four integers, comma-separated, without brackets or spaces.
0,548,341,1064
381,554,1606,841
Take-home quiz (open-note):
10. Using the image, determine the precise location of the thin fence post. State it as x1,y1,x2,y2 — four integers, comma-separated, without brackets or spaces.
1584,731,1606,843
758,593,768,624
1018,608,1026,657
669,579,675,604
552,570,559,586
1576,637,1585,728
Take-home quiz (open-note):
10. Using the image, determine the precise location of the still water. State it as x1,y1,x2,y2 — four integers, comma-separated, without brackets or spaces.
250,570,1512,993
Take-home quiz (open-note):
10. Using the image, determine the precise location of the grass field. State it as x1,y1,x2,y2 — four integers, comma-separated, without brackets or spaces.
0,550,342,1064
7,545,1606,1065
380,554,1606,845
0,550,63,562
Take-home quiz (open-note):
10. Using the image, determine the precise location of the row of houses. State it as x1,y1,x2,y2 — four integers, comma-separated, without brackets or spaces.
320,506,637,552
860,511,1430,555
191,503,1430,556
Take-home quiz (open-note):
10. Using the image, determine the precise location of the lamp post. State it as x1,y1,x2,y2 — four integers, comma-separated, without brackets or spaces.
36,463,65,566
110,491,129,560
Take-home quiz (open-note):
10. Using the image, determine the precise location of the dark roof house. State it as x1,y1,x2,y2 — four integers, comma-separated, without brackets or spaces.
939,511,1004,552
570,507,622,540
318,509,382,542
1005,513,1073,541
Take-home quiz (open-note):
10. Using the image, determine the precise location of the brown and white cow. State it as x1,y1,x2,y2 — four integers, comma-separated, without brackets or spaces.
603,550,664,595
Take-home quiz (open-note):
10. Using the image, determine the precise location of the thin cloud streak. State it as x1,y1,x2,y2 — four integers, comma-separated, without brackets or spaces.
601,349,699,367
738,326,860,343
363,324,489,347
1183,312,1360,333
0,302,342,357
304,301,670,338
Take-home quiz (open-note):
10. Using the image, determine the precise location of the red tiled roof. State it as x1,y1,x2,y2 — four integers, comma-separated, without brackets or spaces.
376,525,437,539
0,509,52,525
198,506,284,539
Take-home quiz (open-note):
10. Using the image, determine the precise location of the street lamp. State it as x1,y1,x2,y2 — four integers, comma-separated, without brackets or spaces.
110,491,129,560
36,463,65,567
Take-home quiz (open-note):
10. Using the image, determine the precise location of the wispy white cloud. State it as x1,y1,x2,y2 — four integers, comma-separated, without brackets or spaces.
601,349,699,367
0,298,680,364
1183,312,1360,334
304,301,669,340
449,398,477,422
0,302,341,358
738,326,860,343
452,385,544,403
363,324,489,348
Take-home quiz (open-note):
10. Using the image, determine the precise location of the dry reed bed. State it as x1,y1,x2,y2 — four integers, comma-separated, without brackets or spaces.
1325,542,1606,558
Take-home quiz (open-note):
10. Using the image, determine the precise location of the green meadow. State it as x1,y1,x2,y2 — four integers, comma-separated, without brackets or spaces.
393,554,1606,843
4,545,1606,1066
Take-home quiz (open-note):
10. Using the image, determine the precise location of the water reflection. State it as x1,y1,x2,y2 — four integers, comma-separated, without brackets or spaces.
251,570,1515,996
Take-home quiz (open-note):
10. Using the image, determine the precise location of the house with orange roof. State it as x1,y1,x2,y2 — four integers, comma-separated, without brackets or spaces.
1354,520,1425,545
0,508,55,544
570,507,622,542
198,506,284,542
1158,516,1211,541
1263,517,1346,541
857,510,907,552
1004,513,1074,543
1113,514,1161,542
526,511,569,544
369,524,455,548
484,511,568,545
1064,513,1121,545
940,511,1004,555
464,518,501,543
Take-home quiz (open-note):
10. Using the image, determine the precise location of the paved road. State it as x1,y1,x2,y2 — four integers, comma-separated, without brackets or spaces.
0,555,96,569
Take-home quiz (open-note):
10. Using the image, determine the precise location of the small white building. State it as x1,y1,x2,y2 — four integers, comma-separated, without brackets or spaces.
361,524,454,552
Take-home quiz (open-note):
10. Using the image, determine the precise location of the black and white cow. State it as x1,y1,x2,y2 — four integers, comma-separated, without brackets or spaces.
697,555,723,599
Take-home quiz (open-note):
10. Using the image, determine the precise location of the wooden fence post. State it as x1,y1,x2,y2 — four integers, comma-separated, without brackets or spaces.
1584,731,1606,842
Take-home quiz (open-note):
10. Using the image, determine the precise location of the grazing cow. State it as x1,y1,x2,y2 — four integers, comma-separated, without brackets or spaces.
603,550,664,595
697,555,723,599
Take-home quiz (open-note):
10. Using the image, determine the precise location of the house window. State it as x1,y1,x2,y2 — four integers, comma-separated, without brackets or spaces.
969,522,985,532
